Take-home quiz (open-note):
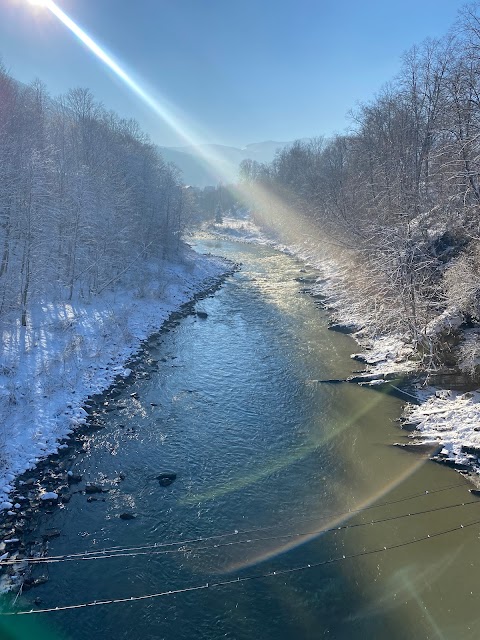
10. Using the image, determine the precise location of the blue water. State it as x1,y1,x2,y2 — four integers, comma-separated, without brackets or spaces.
6,237,480,640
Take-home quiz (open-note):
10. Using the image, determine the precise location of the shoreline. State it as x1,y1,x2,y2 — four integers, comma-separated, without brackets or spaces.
1,227,478,598
0,253,238,590
207,218,480,483
0,245,235,510
2,225,478,592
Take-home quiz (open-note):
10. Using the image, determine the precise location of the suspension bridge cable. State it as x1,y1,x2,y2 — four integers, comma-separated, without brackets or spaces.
3,516,480,616
1,496,476,567
2,481,467,565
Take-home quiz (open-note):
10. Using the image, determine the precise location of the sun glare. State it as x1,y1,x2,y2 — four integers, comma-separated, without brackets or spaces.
20,0,307,232
23,0,241,184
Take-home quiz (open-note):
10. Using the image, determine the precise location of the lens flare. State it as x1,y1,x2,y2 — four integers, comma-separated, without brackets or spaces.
24,0,330,250
26,0,239,183
21,4,443,582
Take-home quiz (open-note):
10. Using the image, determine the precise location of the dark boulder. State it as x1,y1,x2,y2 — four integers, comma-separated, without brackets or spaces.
196,311,208,319
67,473,82,484
400,421,420,432
42,529,61,541
328,322,356,334
85,484,106,494
157,471,177,486
22,576,48,591
462,445,480,456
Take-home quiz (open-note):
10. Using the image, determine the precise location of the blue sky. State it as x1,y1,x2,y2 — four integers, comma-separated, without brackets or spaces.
0,0,468,148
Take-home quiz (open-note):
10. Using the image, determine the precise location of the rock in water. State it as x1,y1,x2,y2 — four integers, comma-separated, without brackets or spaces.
328,322,356,334
157,471,177,486
67,473,82,484
85,484,105,494
4,538,20,551
119,512,136,520
196,311,208,319
23,576,48,591
42,529,61,541
394,442,443,455
39,492,59,503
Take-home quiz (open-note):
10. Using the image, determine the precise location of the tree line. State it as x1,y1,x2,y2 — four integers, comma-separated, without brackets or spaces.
0,64,190,326
239,4,480,372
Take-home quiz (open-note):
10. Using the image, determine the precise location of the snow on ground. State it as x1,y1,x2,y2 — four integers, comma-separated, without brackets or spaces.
212,215,480,474
300,254,415,377
0,246,232,508
405,389,480,473
207,217,272,245
212,218,414,376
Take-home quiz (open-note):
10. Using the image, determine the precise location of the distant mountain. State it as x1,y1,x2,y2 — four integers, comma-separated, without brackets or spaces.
158,140,294,187
242,141,293,163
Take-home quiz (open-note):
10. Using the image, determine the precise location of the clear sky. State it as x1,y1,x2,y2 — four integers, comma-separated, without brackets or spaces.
0,0,469,148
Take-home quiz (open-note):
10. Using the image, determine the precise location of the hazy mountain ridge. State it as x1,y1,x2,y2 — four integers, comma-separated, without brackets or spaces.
159,140,294,186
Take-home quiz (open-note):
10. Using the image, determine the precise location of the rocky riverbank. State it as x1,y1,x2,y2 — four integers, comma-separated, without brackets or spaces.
0,251,238,592
207,218,480,482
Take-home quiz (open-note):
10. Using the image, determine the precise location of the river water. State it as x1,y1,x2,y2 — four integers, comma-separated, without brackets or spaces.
6,237,480,639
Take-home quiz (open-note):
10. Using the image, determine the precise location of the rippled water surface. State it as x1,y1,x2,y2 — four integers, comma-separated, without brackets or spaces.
6,237,480,639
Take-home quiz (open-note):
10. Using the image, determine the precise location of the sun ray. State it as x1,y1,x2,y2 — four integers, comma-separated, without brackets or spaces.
23,5,440,578
25,0,327,248
27,0,239,181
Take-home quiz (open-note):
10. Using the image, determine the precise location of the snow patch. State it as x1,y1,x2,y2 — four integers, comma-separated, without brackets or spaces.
405,389,480,470
39,492,58,501
0,247,232,508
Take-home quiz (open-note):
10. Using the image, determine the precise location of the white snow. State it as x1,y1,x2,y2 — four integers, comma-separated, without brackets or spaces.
212,217,414,377
0,246,231,508
207,217,271,245
39,492,58,502
424,307,464,338
404,389,480,469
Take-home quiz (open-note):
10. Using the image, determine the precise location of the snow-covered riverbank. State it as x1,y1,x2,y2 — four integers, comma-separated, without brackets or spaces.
0,246,233,509
206,217,415,376
208,217,480,479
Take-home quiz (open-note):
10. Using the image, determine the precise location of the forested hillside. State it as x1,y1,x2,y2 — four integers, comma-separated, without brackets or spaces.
0,63,231,504
0,64,189,327
239,4,480,376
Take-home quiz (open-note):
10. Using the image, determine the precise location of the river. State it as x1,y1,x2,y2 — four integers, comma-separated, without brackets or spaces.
5,236,480,640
